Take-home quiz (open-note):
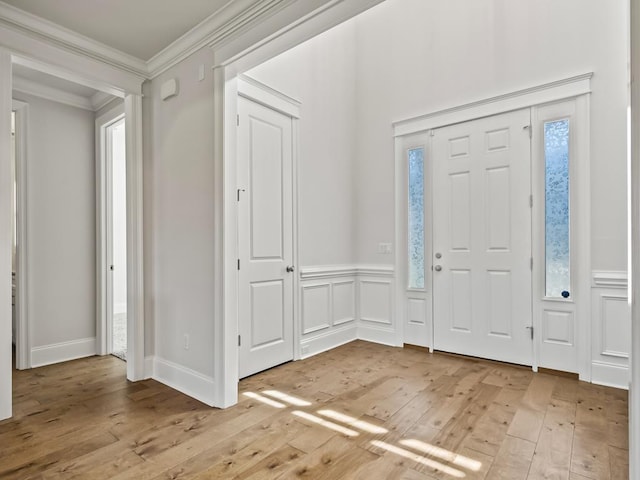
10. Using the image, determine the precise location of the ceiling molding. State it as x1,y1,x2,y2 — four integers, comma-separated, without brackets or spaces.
0,0,316,81
13,74,94,111
147,0,291,78
91,91,116,111
0,1,147,76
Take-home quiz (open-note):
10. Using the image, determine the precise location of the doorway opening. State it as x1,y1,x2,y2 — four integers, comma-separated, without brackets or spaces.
104,116,127,361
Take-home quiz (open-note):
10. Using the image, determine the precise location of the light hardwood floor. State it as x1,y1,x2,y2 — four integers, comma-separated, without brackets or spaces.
1,341,628,479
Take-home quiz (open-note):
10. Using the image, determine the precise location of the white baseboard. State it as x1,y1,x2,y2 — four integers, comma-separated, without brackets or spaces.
31,337,96,368
300,323,357,359
358,323,399,347
591,361,629,390
153,356,216,406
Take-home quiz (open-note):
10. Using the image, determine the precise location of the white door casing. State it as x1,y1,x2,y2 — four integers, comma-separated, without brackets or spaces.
237,96,294,379
432,109,533,366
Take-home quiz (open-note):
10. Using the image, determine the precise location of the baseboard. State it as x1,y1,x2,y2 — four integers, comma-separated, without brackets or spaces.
31,337,96,368
358,323,399,347
300,323,357,359
153,356,216,406
591,361,629,390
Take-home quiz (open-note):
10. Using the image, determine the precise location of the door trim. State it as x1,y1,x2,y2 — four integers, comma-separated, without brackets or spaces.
393,73,593,137
12,99,29,370
96,103,125,357
394,76,592,379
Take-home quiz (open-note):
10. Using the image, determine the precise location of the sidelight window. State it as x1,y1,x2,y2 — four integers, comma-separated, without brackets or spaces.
544,119,570,298
408,147,425,289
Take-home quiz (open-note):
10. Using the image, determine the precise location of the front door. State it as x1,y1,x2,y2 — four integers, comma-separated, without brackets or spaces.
432,109,533,365
237,96,294,379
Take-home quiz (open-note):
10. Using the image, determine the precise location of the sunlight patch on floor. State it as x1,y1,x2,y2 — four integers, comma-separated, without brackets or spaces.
400,439,482,472
243,391,286,408
317,409,388,434
262,390,312,406
371,440,467,478
292,410,360,437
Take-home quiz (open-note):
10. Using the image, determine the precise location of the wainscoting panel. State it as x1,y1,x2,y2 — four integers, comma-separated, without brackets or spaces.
299,267,358,359
299,265,396,356
591,271,630,389
301,283,331,335
358,268,397,346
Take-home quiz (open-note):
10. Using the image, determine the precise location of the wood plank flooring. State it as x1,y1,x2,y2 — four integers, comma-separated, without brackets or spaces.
0,341,629,479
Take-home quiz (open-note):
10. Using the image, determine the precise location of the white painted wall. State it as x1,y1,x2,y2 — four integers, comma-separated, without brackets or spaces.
354,0,628,270
12,92,96,349
147,47,216,377
247,19,357,266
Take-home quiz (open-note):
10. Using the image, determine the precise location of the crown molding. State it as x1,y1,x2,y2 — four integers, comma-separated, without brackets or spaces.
1,0,338,83
13,74,95,111
91,91,116,111
147,0,291,78
0,1,148,77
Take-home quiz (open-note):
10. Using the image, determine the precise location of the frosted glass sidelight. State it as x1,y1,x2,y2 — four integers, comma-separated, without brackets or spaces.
408,148,425,289
544,120,570,298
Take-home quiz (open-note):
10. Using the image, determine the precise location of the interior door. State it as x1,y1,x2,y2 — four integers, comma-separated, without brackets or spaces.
432,109,533,366
237,96,294,379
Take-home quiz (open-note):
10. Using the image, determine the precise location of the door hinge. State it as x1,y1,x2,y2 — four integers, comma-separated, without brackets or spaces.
530,257,533,270
526,326,534,340
529,195,533,208
238,335,241,346
237,114,240,126
237,259,240,270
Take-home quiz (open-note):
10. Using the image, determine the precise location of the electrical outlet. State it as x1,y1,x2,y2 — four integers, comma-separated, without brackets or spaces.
183,334,190,350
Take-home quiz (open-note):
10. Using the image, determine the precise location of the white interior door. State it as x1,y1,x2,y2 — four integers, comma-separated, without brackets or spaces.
432,109,533,366
237,96,294,379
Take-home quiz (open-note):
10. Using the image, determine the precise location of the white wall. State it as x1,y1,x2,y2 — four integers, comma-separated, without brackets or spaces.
12,92,96,355
147,47,216,377
354,0,628,270
247,19,358,267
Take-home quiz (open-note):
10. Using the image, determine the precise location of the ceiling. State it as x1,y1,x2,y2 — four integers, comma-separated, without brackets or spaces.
1,0,233,60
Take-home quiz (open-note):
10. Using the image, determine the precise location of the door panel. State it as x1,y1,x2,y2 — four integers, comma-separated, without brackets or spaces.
433,109,532,366
238,96,294,379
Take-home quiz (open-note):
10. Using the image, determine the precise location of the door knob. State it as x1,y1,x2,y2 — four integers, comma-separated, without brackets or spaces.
435,253,442,259
286,265,295,273
434,265,442,272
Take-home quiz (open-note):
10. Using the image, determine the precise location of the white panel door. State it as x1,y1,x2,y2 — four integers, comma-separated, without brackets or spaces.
238,96,294,379
433,109,533,365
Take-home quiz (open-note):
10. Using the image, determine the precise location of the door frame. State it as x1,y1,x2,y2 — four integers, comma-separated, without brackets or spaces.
393,73,592,379
213,0,381,407
1,43,145,420
236,76,300,378
96,103,125,357
12,99,29,370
